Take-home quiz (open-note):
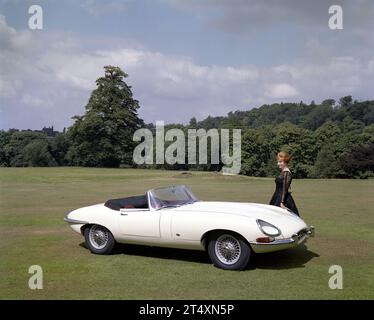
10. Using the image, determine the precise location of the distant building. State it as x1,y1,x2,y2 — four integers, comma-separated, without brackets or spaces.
7,126,60,137
41,126,56,136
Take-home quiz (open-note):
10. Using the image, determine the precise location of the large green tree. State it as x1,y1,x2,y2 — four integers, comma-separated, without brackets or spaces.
340,143,374,178
23,139,57,167
3,131,57,167
68,66,144,167
0,131,12,166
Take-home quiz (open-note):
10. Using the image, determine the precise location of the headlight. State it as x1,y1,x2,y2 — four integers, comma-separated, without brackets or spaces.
256,219,281,237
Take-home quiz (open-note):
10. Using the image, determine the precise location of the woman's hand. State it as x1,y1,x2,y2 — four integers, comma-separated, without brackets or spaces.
280,202,287,210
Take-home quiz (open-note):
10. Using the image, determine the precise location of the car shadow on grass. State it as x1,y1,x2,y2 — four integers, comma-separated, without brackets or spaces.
80,242,319,270
248,244,320,270
80,242,212,265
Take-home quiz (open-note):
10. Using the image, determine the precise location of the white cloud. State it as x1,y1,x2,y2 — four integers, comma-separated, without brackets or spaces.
266,83,298,99
0,13,373,130
368,60,374,72
20,93,48,108
0,77,22,98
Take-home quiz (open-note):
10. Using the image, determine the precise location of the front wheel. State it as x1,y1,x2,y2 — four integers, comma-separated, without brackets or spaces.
207,233,251,270
84,224,115,255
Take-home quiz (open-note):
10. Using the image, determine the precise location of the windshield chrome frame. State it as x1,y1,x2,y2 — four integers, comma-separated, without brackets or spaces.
147,185,199,210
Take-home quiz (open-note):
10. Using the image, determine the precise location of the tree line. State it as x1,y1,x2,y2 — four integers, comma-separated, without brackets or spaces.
0,66,373,178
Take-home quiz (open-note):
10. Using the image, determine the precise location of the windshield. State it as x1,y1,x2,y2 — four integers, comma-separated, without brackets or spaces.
148,185,199,210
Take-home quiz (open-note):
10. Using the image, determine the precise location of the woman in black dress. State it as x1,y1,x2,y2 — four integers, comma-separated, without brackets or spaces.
269,151,300,216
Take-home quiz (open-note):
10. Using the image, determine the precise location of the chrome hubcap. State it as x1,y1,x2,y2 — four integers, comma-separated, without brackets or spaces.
89,225,109,249
215,234,241,265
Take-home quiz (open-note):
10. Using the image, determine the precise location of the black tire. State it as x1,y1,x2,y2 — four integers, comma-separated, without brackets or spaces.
84,224,116,255
207,232,251,270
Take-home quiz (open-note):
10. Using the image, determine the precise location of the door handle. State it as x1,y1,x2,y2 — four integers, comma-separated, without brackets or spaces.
120,213,128,216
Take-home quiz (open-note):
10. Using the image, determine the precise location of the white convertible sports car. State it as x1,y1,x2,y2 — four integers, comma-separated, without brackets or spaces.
64,185,314,270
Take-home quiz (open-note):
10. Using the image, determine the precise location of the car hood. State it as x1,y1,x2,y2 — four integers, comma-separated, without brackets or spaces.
174,201,307,231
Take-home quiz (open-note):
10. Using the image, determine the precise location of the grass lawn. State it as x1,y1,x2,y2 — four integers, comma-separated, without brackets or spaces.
0,167,373,299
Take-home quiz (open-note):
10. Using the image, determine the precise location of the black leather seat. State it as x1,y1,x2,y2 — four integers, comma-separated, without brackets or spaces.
104,195,148,210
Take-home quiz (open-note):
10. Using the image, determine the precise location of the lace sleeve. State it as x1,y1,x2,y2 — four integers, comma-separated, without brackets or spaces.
281,171,292,203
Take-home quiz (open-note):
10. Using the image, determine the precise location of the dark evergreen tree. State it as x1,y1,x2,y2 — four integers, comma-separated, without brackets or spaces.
68,66,144,167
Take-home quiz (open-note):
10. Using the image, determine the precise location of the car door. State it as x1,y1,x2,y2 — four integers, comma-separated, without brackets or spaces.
117,208,161,239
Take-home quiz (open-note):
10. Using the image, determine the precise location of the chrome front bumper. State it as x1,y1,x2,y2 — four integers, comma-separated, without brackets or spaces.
64,216,89,225
250,226,315,253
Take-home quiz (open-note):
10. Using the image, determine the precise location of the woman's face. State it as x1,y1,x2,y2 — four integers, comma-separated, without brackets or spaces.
277,159,286,170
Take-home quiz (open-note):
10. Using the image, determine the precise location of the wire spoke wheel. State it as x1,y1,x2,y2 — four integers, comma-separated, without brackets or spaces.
214,234,242,265
89,225,109,250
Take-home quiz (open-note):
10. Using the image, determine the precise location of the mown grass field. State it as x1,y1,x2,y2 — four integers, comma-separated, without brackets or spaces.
0,168,373,299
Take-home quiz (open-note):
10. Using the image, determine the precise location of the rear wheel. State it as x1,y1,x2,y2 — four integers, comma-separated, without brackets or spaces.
207,232,251,270
84,224,115,255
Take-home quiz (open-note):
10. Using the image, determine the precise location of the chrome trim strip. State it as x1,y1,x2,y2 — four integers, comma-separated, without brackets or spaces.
250,225,315,246
307,225,315,237
256,219,281,237
249,237,296,246
64,217,89,224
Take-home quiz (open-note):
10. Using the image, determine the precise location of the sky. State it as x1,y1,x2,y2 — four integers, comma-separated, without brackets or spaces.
0,0,373,131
